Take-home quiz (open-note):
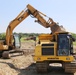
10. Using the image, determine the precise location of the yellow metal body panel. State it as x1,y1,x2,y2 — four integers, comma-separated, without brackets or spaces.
0,42,8,50
35,45,41,56
39,34,53,41
40,40,51,44
33,56,74,62
35,42,57,56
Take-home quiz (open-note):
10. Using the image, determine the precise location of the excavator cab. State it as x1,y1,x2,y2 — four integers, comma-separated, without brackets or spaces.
13,34,21,49
57,33,73,56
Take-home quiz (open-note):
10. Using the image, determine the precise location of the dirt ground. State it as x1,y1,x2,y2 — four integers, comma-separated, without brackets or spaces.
0,41,76,75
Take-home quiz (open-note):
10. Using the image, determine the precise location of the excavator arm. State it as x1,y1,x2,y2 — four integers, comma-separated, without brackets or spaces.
6,4,66,47
6,9,29,46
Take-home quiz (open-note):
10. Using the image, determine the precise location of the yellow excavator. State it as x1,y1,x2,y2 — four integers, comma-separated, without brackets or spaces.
0,4,76,74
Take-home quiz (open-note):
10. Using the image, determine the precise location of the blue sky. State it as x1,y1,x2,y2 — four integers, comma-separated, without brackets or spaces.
0,0,76,33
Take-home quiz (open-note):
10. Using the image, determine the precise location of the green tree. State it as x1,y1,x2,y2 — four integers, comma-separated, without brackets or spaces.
0,33,6,39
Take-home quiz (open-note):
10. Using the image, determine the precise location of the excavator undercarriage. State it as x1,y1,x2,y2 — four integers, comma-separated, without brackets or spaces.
64,62,76,73
36,61,76,74
36,61,49,73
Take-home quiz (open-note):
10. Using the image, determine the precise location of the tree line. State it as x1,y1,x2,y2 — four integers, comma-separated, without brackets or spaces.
0,33,39,40
0,32,76,40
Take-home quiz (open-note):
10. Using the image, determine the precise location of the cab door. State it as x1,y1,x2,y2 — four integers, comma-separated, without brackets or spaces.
13,34,21,49
57,34,70,56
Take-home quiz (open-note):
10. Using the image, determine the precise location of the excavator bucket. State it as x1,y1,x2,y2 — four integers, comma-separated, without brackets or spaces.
51,23,66,33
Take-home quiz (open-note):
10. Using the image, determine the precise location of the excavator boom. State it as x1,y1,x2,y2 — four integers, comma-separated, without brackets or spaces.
6,10,29,46
6,4,66,47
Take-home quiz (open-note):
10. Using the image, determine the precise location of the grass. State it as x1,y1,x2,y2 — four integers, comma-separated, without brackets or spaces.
20,37,25,42
73,42,76,46
20,37,36,42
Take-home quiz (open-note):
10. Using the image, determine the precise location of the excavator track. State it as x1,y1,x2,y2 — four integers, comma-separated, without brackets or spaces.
64,62,76,73
0,51,3,57
36,62,49,73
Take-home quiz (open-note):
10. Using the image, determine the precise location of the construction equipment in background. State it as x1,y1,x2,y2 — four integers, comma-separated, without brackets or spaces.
0,4,76,74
